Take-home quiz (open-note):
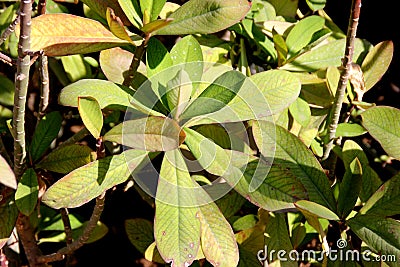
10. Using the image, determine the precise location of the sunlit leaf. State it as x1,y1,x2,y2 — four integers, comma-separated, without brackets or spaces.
154,0,251,35
335,123,367,137
141,18,173,34
359,172,400,217
81,0,132,26
348,215,400,262
59,79,133,109
103,116,184,151
30,111,63,162
146,37,173,77
118,0,143,29
140,0,166,22
0,155,16,189
166,70,192,119
361,106,400,160
15,169,39,216
19,14,132,56
253,121,336,211
306,0,326,11
61,54,92,82
289,97,311,127
286,15,325,56
154,149,201,266
267,0,298,18
106,7,136,44
78,97,103,139
362,41,394,91
42,150,148,208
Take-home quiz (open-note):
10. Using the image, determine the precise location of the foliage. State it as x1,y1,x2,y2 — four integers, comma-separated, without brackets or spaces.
0,0,398,266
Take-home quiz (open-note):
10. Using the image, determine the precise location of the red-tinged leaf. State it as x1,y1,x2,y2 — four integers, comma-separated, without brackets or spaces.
81,0,132,26
106,7,136,44
19,14,132,56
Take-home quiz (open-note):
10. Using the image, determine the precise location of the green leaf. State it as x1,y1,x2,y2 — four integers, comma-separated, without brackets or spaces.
273,28,288,66
289,97,311,127
341,140,381,202
146,37,173,77
337,158,362,219
0,190,18,249
359,172,400,217
267,0,298,18
295,200,339,220
30,111,63,162
42,150,148,208
232,215,258,231
15,168,39,216
140,0,166,22
78,97,103,139
106,7,136,44
0,75,14,106
154,0,251,35
154,149,201,266
36,144,96,174
20,14,132,56
166,70,192,118
0,155,17,189
170,35,203,82
362,41,394,91
41,213,83,231
335,123,367,137
282,38,371,72
125,218,154,254
264,213,297,267
286,15,325,56
141,18,173,34
81,0,132,26
305,0,326,11
348,215,400,261
198,198,239,267
59,79,133,109
253,121,336,211
215,190,246,219
361,106,400,159
103,116,184,151
250,69,301,115
118,0,142,29
61,55,92,83
242,19,277,61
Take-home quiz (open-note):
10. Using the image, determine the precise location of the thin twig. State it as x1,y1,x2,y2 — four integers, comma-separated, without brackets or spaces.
122,36,150,87
0,13,20,46
0,52,15,65
37,0,47,15
60,208,73,245
38,51,49,119
322,0,362,161
37,192,107,264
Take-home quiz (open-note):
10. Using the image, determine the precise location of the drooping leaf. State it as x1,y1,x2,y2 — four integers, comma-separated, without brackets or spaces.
118,0,143,29
252,121,336,211
125,218,154,254
106,7,136,44
286,15,325,56
42,150,148,208
15,168,39,216
281,38,371,72
337,158,362,219
362,41,394,91
103,116,184,151
78,97,103,139
359,172,400,217
0,190,18,249
348,215,400,262
154,0,251,35
146,37,173,77
140,0,166,22
264,212,297,267
30,111,63,162
295,200,339,220
0,155,16,189
154,149,201,267
361,106,400,160
59,79,133,109
80,0,132,26
273,28,288,66
19,14,132,56
0,75,14,106
36,145,96,174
